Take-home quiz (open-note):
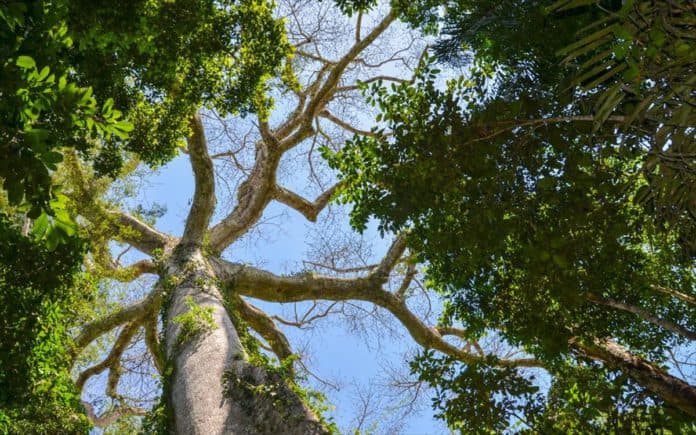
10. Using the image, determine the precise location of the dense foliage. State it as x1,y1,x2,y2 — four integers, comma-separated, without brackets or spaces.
1,0,289,217
0,213,93,434
1,0,289,431
329,0,696,431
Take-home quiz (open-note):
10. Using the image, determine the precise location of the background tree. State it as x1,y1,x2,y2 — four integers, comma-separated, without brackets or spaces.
329,0,696,431
1,0,287,220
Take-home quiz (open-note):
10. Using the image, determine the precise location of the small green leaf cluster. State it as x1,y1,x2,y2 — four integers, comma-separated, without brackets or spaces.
30,193,78,251
411,351,541,432
3,52,132,218
329,0,378,16
172,296,216,348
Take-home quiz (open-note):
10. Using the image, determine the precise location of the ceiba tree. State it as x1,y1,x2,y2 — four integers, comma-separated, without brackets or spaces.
61,1,481,432
1,0,289,431
2,0,694,433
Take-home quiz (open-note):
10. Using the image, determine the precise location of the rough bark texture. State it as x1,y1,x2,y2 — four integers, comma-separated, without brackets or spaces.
574,339,696,417
163,250,328,434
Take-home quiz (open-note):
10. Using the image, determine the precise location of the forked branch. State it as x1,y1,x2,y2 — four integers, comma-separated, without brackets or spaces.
73,289,161,357
372,233,409,283
273,182,342,222
75,322,141,392
206,9,398,253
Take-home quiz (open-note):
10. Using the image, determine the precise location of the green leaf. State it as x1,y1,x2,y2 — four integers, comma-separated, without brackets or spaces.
32,213,50,238
37,66,50,81
24,128,50,148
45,227,60,251
16,55,36,70
27,205,42,219
552,254,568,268
113,120,134,132
6,179,24,205
42,151,64,165
55,218,77,237
102,98,114,114
537,177,555,189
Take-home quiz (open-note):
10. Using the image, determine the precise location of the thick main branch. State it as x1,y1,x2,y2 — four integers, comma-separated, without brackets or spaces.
181,113,216,248
212,257,541,369
574,338,696,417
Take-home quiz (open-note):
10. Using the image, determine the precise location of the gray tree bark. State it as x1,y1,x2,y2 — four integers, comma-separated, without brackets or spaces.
163,249,329,434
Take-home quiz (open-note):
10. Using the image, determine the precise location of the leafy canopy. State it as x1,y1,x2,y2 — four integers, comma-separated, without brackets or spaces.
1,0,290,219
328,0,695,431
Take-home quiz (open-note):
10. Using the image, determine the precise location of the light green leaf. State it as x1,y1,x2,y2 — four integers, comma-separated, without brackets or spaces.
32,213,50,238
45,227,60,251
114,120,134,132
16,55,36,70
37,66,50,81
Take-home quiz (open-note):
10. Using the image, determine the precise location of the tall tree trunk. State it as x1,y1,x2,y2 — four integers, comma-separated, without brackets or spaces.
163,250,329,434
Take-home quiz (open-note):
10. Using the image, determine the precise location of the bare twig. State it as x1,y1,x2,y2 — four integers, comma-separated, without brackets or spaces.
82,401,148,428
